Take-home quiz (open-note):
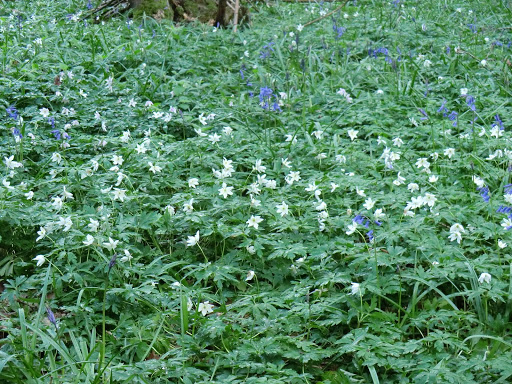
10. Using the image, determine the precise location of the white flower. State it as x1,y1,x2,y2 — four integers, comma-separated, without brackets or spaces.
208,133,221,144
135,143,147,154
198,301,214,316
478,272,491,284
51,153,62,164
276,202,289,217
183,199,194,213
88,219,99,232
253,159,266,173
428,175,438,183
408,183,419,192
33,255,46,267
448,223,465,244
297,24,304,32
186,231,200,247
112,155,123,166
218,182,234,198
112,188,127,202
363,198,375,210
305,183,318,192
103,237,119,251
120,131,131,143
25,191,34,200
58,216,73,232
392,137,404,147
165,205,175,215
480,59,487,67
247,215,263,229
349,282,360,295
250,195,261,207
148,162,162,174
51,196,63,210
374,208,385,220
346,222,358,235
423,59,432,67
83,234,94,246
39,108,50,117
188,178,199,189
460,88,469,96
222,126,233,136
120,250,133,262
347,129,358,141
423,193,437,207
4,155,23,169
62,186,74,201
356,187,366,197
36,227,46,242
79,89,87,98
444,148,455,158
415,158,430,169
490,126,503,138
285,171,301,185
281,158,292,168
330,182,339,192
312,130,324,140
194,128,207,137
498,239,507,249
246,270,255,281
501,217,512,230
393,172,406,186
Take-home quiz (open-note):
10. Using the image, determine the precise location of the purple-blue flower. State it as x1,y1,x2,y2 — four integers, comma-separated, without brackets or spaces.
46,307,58,329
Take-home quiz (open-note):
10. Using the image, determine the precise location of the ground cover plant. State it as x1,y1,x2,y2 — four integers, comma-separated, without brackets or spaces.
1,0,512,382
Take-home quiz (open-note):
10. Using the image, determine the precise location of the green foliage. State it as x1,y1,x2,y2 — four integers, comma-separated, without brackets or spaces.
1,0,512,382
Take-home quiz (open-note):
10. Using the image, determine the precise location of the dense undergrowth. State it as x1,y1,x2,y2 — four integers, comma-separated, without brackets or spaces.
1,0,512,382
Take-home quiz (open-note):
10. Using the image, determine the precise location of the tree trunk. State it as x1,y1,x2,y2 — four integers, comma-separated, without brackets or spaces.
89,0,249,26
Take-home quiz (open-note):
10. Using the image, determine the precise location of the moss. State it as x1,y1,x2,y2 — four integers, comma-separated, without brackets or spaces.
181,0,217,23
132,0,173,20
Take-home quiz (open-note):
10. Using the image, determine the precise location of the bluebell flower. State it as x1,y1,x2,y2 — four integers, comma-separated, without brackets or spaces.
108,254,117,272
467,24,477,33
51,130,61,140
48,117,55,129
259,86,273,104
46,307,59,329
6,105,18,120
366,230,374,241
466,95,476,111
86,0,93,10
12,128,22,139
447,111,458,127
332,24,346,39
477,186,490,203
446,46,451,54
497,205,512,214
259,42,274,59
418,108,429,120
504,184,512,194
492,114,504,130
437,99,448,116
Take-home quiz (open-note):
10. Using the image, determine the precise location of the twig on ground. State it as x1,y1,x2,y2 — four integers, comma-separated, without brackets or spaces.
303,0,350,28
